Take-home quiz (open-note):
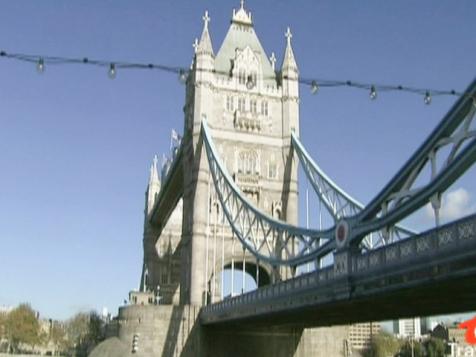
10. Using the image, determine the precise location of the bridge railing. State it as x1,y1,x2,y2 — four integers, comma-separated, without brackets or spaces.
202,214,476,316
354,213,476,273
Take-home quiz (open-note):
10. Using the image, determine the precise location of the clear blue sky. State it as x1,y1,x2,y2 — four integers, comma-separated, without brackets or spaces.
0,1,475,320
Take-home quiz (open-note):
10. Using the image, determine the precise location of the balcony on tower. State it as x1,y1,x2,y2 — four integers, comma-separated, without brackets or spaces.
233,109,264,132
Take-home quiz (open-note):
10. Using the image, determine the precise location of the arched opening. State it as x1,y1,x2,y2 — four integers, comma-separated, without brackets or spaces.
220,261,271,299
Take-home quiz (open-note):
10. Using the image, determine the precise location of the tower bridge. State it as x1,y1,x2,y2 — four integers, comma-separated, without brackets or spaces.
92,2,476,357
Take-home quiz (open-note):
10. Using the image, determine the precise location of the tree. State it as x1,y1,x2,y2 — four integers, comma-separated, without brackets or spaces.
66,311,104,356
399,339,424,357
0,312,6,338
424,337,446,357
49,321,68,353
362,331,401,357
4,303,42,353
0,312,7,352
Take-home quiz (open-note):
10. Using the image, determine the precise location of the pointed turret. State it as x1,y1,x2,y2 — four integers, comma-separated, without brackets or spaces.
281,27,298,76
196,11,214,56
193,10,215,90
281,27,299,138
146,155,161,215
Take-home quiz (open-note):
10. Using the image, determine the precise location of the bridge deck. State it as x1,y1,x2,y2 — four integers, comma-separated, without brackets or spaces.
150,146,184,240
201,214,476,327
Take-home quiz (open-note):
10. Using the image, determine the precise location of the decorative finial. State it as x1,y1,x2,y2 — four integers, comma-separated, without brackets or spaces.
285,27,292,46
192,38,199,53
202,10,210,30
240,0,245,9
270,52,276,70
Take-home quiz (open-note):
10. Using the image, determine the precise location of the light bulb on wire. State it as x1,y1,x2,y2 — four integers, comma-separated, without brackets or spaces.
310,80,319,95
369,85,377,100
424,91,432,105
178,69,188,84
108,63,116,79
36,58,45,74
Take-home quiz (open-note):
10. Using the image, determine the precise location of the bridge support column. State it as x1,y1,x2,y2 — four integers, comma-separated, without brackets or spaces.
181,131,211,306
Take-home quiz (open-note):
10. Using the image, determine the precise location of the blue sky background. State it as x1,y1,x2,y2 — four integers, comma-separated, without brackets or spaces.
0,1,475,320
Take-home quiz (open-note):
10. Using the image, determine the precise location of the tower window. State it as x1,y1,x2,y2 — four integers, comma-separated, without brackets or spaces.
268,162,277,179
238,97,246,112
250,99,257,114
238,69,246,85
251,71,257,87
261,101,268,116
226,96,234,111
238,150,259,175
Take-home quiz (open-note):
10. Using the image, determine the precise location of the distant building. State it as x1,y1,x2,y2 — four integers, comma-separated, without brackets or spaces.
129,290,155,305
431,323,472,355
394,317,421,338
349,322,380,350
421,316,438,334
0,305,13,313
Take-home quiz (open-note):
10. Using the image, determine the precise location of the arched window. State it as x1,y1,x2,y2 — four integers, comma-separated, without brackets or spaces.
250,99,257,114
238,97,246,112
260,101,268,116
226,96,234,111
238,69,246,85
238,150,259,175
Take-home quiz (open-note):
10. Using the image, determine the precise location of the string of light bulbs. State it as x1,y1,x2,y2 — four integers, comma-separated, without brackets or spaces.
1,49,472,105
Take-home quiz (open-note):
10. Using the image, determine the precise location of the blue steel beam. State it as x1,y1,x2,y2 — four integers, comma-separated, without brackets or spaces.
356,79,476,226
291,131,416,244
201,120,335,266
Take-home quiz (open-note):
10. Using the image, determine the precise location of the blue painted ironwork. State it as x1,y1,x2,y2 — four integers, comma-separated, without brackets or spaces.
202,120,334,266
200,79,475,266
291,131,416,247
351,79,476,243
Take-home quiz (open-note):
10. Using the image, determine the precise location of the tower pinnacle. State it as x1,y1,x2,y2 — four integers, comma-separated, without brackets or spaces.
193,38,199,53
232,1,252,25
196,10,214,55
202,10,210,31
148,155,160,186
282,26,298,72
270,52,276,70
285,27,292,47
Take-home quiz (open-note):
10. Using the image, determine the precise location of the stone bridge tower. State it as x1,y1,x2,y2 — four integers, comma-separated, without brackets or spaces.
180,2,300,306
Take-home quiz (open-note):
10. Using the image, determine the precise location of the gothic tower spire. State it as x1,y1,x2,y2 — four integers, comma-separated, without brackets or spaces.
146,155,161,215
196,10,214,56
281,27,298,74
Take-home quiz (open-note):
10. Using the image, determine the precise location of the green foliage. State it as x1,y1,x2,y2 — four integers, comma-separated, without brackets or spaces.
4,303,42,353
424,337,446,357
362,331,401,357
363,331,448,357
0,312,6,338
399,339,425,357
49,321,68,352
66,311,105,356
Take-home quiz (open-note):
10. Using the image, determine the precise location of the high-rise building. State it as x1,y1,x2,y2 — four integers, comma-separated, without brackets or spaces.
394,317,421,338
349,322,380,350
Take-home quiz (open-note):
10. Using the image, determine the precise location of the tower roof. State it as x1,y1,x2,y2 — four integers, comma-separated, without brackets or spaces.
214,2,276,86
